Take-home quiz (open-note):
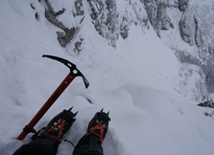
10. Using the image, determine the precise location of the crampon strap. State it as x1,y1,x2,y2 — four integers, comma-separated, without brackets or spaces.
86,121,104,143
43,119,65,141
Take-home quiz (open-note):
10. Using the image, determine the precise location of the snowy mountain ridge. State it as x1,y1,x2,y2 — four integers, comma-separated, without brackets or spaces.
0,0,214,155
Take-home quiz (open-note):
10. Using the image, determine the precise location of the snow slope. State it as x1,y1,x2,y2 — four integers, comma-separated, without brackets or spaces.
0,0,214,155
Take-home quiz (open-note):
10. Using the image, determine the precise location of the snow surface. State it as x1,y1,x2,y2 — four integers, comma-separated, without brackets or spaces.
0,0,214,155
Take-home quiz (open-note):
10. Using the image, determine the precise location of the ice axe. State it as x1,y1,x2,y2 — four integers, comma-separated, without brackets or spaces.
17,55,89,140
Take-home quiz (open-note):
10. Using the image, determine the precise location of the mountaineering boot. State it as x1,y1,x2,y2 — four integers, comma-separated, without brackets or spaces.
73,109,111,155
13,108,78,155
32,107,77,142
86,109,111,143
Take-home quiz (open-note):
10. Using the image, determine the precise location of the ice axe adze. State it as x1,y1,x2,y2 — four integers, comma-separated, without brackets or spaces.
17,55,89,140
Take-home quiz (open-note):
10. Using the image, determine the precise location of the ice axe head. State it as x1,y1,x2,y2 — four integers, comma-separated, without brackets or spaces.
43,55,89,88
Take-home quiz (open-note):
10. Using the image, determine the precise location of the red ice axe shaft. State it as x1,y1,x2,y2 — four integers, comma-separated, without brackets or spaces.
17,55,89,140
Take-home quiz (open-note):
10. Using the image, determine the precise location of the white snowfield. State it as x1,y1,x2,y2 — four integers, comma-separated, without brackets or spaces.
0,0,214,155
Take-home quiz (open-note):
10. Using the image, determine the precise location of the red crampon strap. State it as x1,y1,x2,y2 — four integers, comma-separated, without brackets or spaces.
86,121,104,143
43,119,65,141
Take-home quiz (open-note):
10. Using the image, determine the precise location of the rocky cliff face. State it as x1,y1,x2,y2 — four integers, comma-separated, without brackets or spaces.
72,0,214,99
86,0,149,47
179,1,214,52
69,0,150,51
43,0,213,100
73,0,149,47
143,0,214,97
143,0,174,35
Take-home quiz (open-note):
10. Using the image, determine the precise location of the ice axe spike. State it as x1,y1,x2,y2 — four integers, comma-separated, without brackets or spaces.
17,55,89,140
43,55,89,88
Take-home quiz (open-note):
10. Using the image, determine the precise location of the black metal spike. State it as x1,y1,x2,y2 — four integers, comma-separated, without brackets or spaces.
73,111,78,117
68,107,73,111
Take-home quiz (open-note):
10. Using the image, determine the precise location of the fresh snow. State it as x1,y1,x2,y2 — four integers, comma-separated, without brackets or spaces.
0,0,214,155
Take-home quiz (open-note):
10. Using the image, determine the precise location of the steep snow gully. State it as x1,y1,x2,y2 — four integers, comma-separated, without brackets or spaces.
0,1,214,155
